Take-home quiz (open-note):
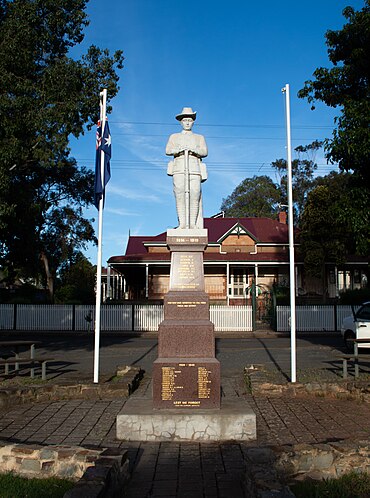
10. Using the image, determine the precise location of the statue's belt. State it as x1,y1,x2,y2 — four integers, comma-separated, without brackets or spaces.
174,151,199,158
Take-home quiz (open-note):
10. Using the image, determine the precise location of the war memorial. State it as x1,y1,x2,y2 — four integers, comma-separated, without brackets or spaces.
116,108,256,441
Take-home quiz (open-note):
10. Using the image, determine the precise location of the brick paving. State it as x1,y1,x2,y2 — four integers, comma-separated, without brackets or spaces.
0,374,369,497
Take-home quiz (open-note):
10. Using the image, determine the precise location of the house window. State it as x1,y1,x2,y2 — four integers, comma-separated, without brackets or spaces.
231,269,247,297
338,270,351,291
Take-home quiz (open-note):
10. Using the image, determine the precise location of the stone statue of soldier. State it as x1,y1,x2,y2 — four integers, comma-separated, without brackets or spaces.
166,107,208,229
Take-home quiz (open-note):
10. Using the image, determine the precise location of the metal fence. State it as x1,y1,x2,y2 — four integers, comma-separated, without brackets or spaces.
0,304,251,332
276,305,360,332
210,306,253,331
0,303,360,333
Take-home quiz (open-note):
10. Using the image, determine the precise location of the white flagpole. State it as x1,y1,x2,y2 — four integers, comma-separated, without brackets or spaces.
282,83,297,383
94,88,107,384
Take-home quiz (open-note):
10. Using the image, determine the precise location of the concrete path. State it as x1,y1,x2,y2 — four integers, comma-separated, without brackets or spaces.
0,374,369,497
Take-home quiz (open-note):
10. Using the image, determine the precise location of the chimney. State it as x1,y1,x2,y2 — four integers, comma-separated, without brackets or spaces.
278,211,287,224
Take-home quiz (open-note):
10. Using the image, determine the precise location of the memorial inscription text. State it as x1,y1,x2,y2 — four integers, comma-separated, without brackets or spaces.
160,363,212,407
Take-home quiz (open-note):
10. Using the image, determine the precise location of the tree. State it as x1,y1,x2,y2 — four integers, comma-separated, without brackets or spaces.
298,1,370,183
1,159,97,299
221,142,320,221
55,252,96,304
0,0,124,300
220,175,281,218
272,141,321,222
299,172,369,295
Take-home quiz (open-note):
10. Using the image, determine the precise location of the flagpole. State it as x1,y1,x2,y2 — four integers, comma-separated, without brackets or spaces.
94,88,107,384
282,83,297,383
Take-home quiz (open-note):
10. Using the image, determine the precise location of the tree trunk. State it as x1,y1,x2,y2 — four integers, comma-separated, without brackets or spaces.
40,251,54,303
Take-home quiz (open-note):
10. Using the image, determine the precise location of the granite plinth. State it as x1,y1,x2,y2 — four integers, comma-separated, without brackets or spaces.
152,228,221,410
164,291,210,320
152,358,220,409
158,321,215,357
116,396,256,441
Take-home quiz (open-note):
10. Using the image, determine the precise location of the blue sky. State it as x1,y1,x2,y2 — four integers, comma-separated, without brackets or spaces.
69,0,364,265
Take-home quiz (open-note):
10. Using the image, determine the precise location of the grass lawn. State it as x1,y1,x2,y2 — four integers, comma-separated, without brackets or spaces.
291,471,370,498
0,472,74,498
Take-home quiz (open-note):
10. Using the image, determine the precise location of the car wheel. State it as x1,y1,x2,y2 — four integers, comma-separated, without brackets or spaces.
344,330,355,353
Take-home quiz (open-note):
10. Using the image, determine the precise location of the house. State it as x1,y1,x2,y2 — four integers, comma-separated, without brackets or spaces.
107,214,368,306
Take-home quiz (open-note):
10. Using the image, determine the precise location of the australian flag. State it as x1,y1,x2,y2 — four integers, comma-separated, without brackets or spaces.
94,119,112,209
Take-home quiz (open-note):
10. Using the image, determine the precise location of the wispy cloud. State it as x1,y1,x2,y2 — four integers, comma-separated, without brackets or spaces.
107,184,162,203
105,207,140,216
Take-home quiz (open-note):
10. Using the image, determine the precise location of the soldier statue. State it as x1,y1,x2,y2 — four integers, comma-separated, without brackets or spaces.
166,107,208,229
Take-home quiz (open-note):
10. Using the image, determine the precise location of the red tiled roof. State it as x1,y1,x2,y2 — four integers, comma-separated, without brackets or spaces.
109,251,294,264
205,217,289,243
125,235,164,255
108,217,292,264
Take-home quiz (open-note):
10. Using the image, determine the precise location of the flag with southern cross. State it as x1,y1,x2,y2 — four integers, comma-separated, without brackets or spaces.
94,119,112,209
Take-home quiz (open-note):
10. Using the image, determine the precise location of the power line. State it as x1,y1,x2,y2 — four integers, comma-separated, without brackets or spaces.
77,158,335,167
111,132,329,141
77,160,338,174
109,120,333,130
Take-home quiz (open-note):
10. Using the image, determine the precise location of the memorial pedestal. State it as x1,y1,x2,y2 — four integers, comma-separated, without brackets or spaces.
152,229,221,410
116,229,256,441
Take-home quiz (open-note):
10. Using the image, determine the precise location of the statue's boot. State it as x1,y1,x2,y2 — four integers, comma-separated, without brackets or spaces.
190,200,200,229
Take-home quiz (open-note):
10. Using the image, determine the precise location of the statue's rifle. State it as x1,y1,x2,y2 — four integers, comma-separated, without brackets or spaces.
184,149,190,229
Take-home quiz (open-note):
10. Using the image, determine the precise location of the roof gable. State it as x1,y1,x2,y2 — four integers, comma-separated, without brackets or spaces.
216,222,258,243
204,217,288,244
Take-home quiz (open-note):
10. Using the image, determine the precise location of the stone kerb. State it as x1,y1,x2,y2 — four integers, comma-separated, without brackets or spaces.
243,441,370,497
0,367,143,410
0,442,129,497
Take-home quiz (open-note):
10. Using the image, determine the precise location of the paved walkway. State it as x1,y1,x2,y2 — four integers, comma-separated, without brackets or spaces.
0,375,369,497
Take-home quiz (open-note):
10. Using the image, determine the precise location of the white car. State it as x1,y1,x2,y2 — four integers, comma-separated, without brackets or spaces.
341,301,370,351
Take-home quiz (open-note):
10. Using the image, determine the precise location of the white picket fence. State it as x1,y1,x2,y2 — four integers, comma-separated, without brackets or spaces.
210,306,253,331
134,305,164,331
0,304,251,332
16,305,73,330
276,305,360,332
0,304,13,330
0,303,360,333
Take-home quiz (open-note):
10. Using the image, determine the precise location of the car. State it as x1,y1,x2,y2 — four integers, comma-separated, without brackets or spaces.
341,301,370,352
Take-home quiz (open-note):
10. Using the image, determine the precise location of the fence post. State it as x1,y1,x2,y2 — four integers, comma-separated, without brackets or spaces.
131,304,135,331
72,304,76,331
271,291,277,331
13,303,17,331
251,280,256,331
334,303,337,331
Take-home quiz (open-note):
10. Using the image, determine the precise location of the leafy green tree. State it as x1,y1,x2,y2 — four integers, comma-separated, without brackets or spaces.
55,252,96,304
299,172,369,295
272,142,321,222
221,142,320,221
0,0,124,300
220,175,281,218
298,1,370,183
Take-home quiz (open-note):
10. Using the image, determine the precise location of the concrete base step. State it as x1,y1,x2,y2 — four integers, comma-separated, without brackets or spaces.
116,395,256,442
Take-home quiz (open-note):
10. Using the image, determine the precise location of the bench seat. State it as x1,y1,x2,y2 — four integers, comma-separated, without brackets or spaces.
0,358,55,380
339,354,370,379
